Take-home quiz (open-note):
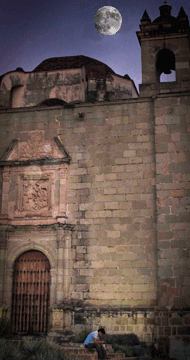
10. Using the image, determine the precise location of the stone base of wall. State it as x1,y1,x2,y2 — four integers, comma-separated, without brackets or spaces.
55,304,155,343
50,304,190,358
154,309,190,339
154,309,190,359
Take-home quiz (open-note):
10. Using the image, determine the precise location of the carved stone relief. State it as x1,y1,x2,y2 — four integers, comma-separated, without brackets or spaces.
22,179,49,211
0,134,70,224
19,132,54,160
60,164,69,179
8,131,64,161
2,171,11,182
8,171,52,218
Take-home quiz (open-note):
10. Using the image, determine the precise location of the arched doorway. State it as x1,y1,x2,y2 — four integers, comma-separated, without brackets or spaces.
11,250,51,334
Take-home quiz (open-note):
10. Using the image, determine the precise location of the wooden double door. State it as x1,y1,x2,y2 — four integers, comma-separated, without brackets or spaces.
11,250,51,334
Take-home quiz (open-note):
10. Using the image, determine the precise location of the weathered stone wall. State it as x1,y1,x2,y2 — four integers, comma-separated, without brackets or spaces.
155,94,190,308
72,307,155,343
55,99,157,308
155,309,190,340
0,92,189,344
0,98,157,310
0,68,137,108
0,69,85,108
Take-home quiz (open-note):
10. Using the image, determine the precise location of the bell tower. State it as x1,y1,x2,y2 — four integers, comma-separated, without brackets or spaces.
137,3,190,96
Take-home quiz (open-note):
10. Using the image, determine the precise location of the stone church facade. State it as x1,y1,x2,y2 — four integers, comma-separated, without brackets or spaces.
0,3,189,356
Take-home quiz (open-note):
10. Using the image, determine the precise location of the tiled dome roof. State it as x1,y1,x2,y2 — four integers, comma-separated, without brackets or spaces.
33,55,115,79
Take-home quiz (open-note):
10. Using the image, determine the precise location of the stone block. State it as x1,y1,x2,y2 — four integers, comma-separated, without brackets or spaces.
170,190,186,197
123,150,136,157
106,230,120,238
178,326,190,335
129,157,143,164
169,316,183,326
157,240,171,249
165,115,181,124
115,157,129,164
105,202,118,210
156,175,173,183
132,200,147,209
158,267,173,278
51,309,63,330
105,173,117,180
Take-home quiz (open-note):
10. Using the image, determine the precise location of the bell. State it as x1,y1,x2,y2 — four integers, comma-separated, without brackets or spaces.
160,57,172,74
164,67,172,74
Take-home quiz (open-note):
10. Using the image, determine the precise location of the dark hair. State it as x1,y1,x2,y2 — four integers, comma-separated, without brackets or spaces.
98,328,105,335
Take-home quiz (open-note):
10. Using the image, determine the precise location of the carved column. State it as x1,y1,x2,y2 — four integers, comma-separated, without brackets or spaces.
56,225,73,303
1,170,11,217
58,164,69,219
0,227,7,308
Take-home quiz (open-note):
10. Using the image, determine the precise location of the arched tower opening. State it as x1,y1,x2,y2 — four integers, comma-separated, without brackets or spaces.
137,4,190,96
11,250,51,334
156,48,176,82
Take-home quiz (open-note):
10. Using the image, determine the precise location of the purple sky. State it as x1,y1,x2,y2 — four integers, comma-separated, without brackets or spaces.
1,0,189,90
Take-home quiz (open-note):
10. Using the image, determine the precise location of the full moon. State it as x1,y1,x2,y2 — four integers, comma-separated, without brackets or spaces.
94,6,122,35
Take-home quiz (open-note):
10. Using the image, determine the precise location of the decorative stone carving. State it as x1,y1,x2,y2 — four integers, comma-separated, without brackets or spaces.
0,234,6,249
2,134,70,164
14,173,52,218
60,164,69,179
57,229,65,248
18,131,53,160
0,134,70,224
2,171,11,182
22,180,49,211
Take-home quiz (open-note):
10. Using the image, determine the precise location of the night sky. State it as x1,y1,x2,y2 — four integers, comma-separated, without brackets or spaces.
1,0,190,90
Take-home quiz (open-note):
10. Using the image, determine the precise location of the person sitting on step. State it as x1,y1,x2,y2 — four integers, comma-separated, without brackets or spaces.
84,327,109,359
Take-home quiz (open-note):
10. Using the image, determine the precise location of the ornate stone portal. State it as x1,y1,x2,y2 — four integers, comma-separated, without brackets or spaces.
0,131,70,225
0,131,73,333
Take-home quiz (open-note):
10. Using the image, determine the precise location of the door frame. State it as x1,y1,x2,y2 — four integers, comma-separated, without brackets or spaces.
11,249,51,334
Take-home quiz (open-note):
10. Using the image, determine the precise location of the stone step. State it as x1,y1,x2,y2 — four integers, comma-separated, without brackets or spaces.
60,343,114,351
66,356,122,360
62,347,117,354
64,353,137,360
60,343,112,350
65,351,125,358
61,345,137,360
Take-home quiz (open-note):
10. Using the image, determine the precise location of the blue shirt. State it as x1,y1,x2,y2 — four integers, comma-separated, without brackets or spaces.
84,331,98,345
